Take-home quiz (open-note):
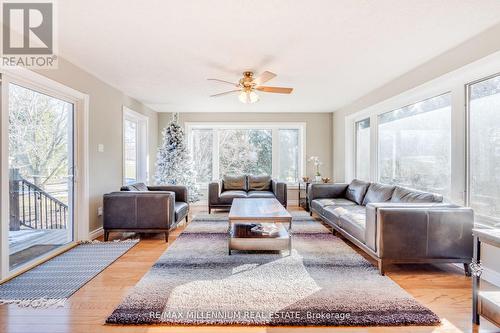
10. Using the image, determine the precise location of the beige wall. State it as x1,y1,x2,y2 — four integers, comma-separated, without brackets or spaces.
36,58,158,232
158,112,333,181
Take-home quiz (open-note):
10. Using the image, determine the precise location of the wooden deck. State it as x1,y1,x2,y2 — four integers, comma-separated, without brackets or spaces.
9,229,70,254
1,206,499,333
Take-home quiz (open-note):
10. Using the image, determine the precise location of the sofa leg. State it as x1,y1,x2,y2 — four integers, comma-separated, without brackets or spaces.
378,260,386,275
209,207,211,214
104,230,109,241
309,211,312,216
464,263,472,277
185,215,188,223
165,231,169,243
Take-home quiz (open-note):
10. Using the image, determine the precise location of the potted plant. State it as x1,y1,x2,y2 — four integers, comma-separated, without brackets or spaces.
308,156,323,182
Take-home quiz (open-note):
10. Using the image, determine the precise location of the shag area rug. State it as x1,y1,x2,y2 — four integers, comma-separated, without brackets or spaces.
106,217,440,326
0,240,138,307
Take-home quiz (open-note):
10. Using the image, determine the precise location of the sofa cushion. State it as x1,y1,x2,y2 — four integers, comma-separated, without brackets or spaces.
134,183,149,191
323,205,344,222
362,183,396,206
247,190,275,198
311,198,356,216
219,190,247,204
222,175,247,191
248,175,272,191
121,183,149,191
311,198,355,210
174,202,189,222
345,179,370,205
390,186,443,203
338,206,367,243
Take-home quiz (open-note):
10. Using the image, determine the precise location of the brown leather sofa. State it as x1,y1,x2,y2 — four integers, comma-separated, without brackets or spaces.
103,183,189,242
308,179,474,275
208,175,287,213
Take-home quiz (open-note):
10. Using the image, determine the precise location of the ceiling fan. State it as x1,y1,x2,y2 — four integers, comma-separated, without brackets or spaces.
208,71,293,104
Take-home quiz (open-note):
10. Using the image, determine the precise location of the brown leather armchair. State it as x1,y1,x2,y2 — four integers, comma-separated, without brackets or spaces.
103,183,189,242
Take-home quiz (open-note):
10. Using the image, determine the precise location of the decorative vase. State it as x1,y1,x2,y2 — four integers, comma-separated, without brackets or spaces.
314,175,321,182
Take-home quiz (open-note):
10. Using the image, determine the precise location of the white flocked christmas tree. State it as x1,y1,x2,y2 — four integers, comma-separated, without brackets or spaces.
156,113,200,202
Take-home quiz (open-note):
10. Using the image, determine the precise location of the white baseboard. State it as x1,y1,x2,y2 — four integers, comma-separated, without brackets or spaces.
287,199,299,206
482,266,500,287
89,227,103,240
453,263,500,287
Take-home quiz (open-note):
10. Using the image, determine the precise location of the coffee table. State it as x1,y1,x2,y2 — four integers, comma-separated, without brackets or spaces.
228,198,292,255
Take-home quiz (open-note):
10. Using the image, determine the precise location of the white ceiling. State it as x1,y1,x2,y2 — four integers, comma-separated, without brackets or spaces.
57,0,500,113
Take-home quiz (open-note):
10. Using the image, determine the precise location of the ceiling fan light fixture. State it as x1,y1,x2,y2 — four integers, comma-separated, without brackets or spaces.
239,91,259,104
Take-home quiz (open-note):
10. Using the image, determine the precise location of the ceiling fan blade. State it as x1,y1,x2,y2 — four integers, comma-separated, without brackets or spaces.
254,71,276,85
256,86,293,94
207,78,239,87
210,89,241,97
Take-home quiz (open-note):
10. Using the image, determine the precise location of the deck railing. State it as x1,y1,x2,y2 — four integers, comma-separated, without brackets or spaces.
9,169,68,231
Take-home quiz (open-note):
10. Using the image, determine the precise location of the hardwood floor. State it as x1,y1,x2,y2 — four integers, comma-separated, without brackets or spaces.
1,206,498,333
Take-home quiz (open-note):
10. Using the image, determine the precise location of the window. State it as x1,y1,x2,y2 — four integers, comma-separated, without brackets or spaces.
218,129,272,176
123,107,148,185
124,119,138,184
188,123,305,185
355,118,370,180
468,74,500,227
378,93,451,197
191,129,213,184
278,129,300,183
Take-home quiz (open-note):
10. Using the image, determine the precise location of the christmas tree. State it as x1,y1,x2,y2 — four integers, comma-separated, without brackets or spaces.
156,113,200,202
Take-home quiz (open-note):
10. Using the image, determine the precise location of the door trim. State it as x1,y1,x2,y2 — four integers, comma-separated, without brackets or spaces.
0,67,89,280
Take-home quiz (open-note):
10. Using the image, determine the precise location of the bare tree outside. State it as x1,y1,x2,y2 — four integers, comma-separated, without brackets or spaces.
9,83,72,197
218,129,272,176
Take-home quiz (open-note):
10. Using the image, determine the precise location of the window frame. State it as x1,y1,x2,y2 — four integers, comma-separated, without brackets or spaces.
354,117,371,180
186,122,306,187
348,91,455,196
344,51,500,227
465,71,500,228
122,107,149,185
376,92,452,196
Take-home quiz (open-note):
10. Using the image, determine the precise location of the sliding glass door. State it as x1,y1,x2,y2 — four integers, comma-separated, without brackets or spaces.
7,82,75,270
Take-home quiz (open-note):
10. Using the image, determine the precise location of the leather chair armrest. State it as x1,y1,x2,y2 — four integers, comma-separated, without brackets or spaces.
208,181,221,205
365,202,455,253
148,185,188,203
103,191,175,230
307,183,349,203
373,205,473,260
271,179,287,207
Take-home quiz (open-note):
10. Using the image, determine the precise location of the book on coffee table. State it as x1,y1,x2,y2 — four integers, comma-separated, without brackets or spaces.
250,223,280,236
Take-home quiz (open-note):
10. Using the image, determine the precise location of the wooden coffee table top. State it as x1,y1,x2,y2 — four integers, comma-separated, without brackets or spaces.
228,198,292,222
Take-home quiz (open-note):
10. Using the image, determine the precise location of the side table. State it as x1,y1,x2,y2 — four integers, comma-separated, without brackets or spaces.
472,228,500,327
298,181,323,212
